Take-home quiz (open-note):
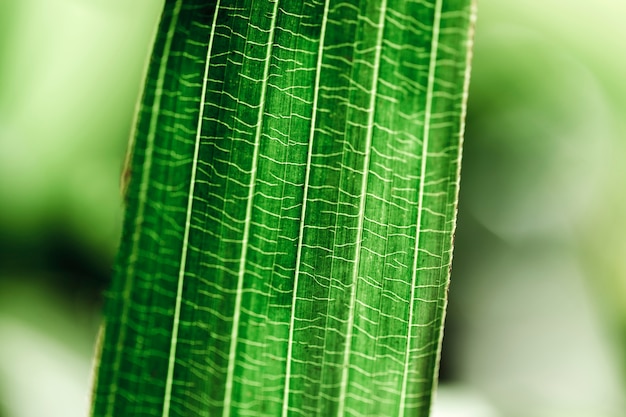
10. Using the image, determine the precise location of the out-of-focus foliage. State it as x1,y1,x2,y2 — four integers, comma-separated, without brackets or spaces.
446,1,626,417
0,1,163,416
0,0,162,250
0,1,625,417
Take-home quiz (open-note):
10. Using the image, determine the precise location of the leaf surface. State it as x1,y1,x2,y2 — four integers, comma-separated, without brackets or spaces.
91,0,475,416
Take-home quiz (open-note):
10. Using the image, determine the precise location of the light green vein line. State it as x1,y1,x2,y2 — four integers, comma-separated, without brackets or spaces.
428,2,476,405
103,2,183,417
92,5,161,414
162,2,222,417
455,2,475,176
222,2,279,416
336,1,387,415
281,0,330,415
398,0,442,415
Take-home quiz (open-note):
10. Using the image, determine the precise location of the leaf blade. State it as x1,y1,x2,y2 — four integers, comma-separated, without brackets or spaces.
91,0,475,416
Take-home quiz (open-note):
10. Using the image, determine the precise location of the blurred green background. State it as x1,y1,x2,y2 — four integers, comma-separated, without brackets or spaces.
0,1,625,416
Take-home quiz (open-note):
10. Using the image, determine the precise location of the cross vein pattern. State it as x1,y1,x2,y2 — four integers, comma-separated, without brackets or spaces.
91,0,475,416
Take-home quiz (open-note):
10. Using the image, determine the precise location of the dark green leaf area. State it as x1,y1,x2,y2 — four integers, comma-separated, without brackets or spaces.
94,3,213,416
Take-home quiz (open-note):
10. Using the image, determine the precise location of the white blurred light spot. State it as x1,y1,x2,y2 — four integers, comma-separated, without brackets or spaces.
431,384,498,417
0,317,92,417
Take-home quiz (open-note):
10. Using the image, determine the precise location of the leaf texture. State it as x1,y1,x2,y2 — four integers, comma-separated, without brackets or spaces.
91,0,475,416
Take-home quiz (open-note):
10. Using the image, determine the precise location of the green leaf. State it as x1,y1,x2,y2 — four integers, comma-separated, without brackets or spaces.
91,0,475,416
